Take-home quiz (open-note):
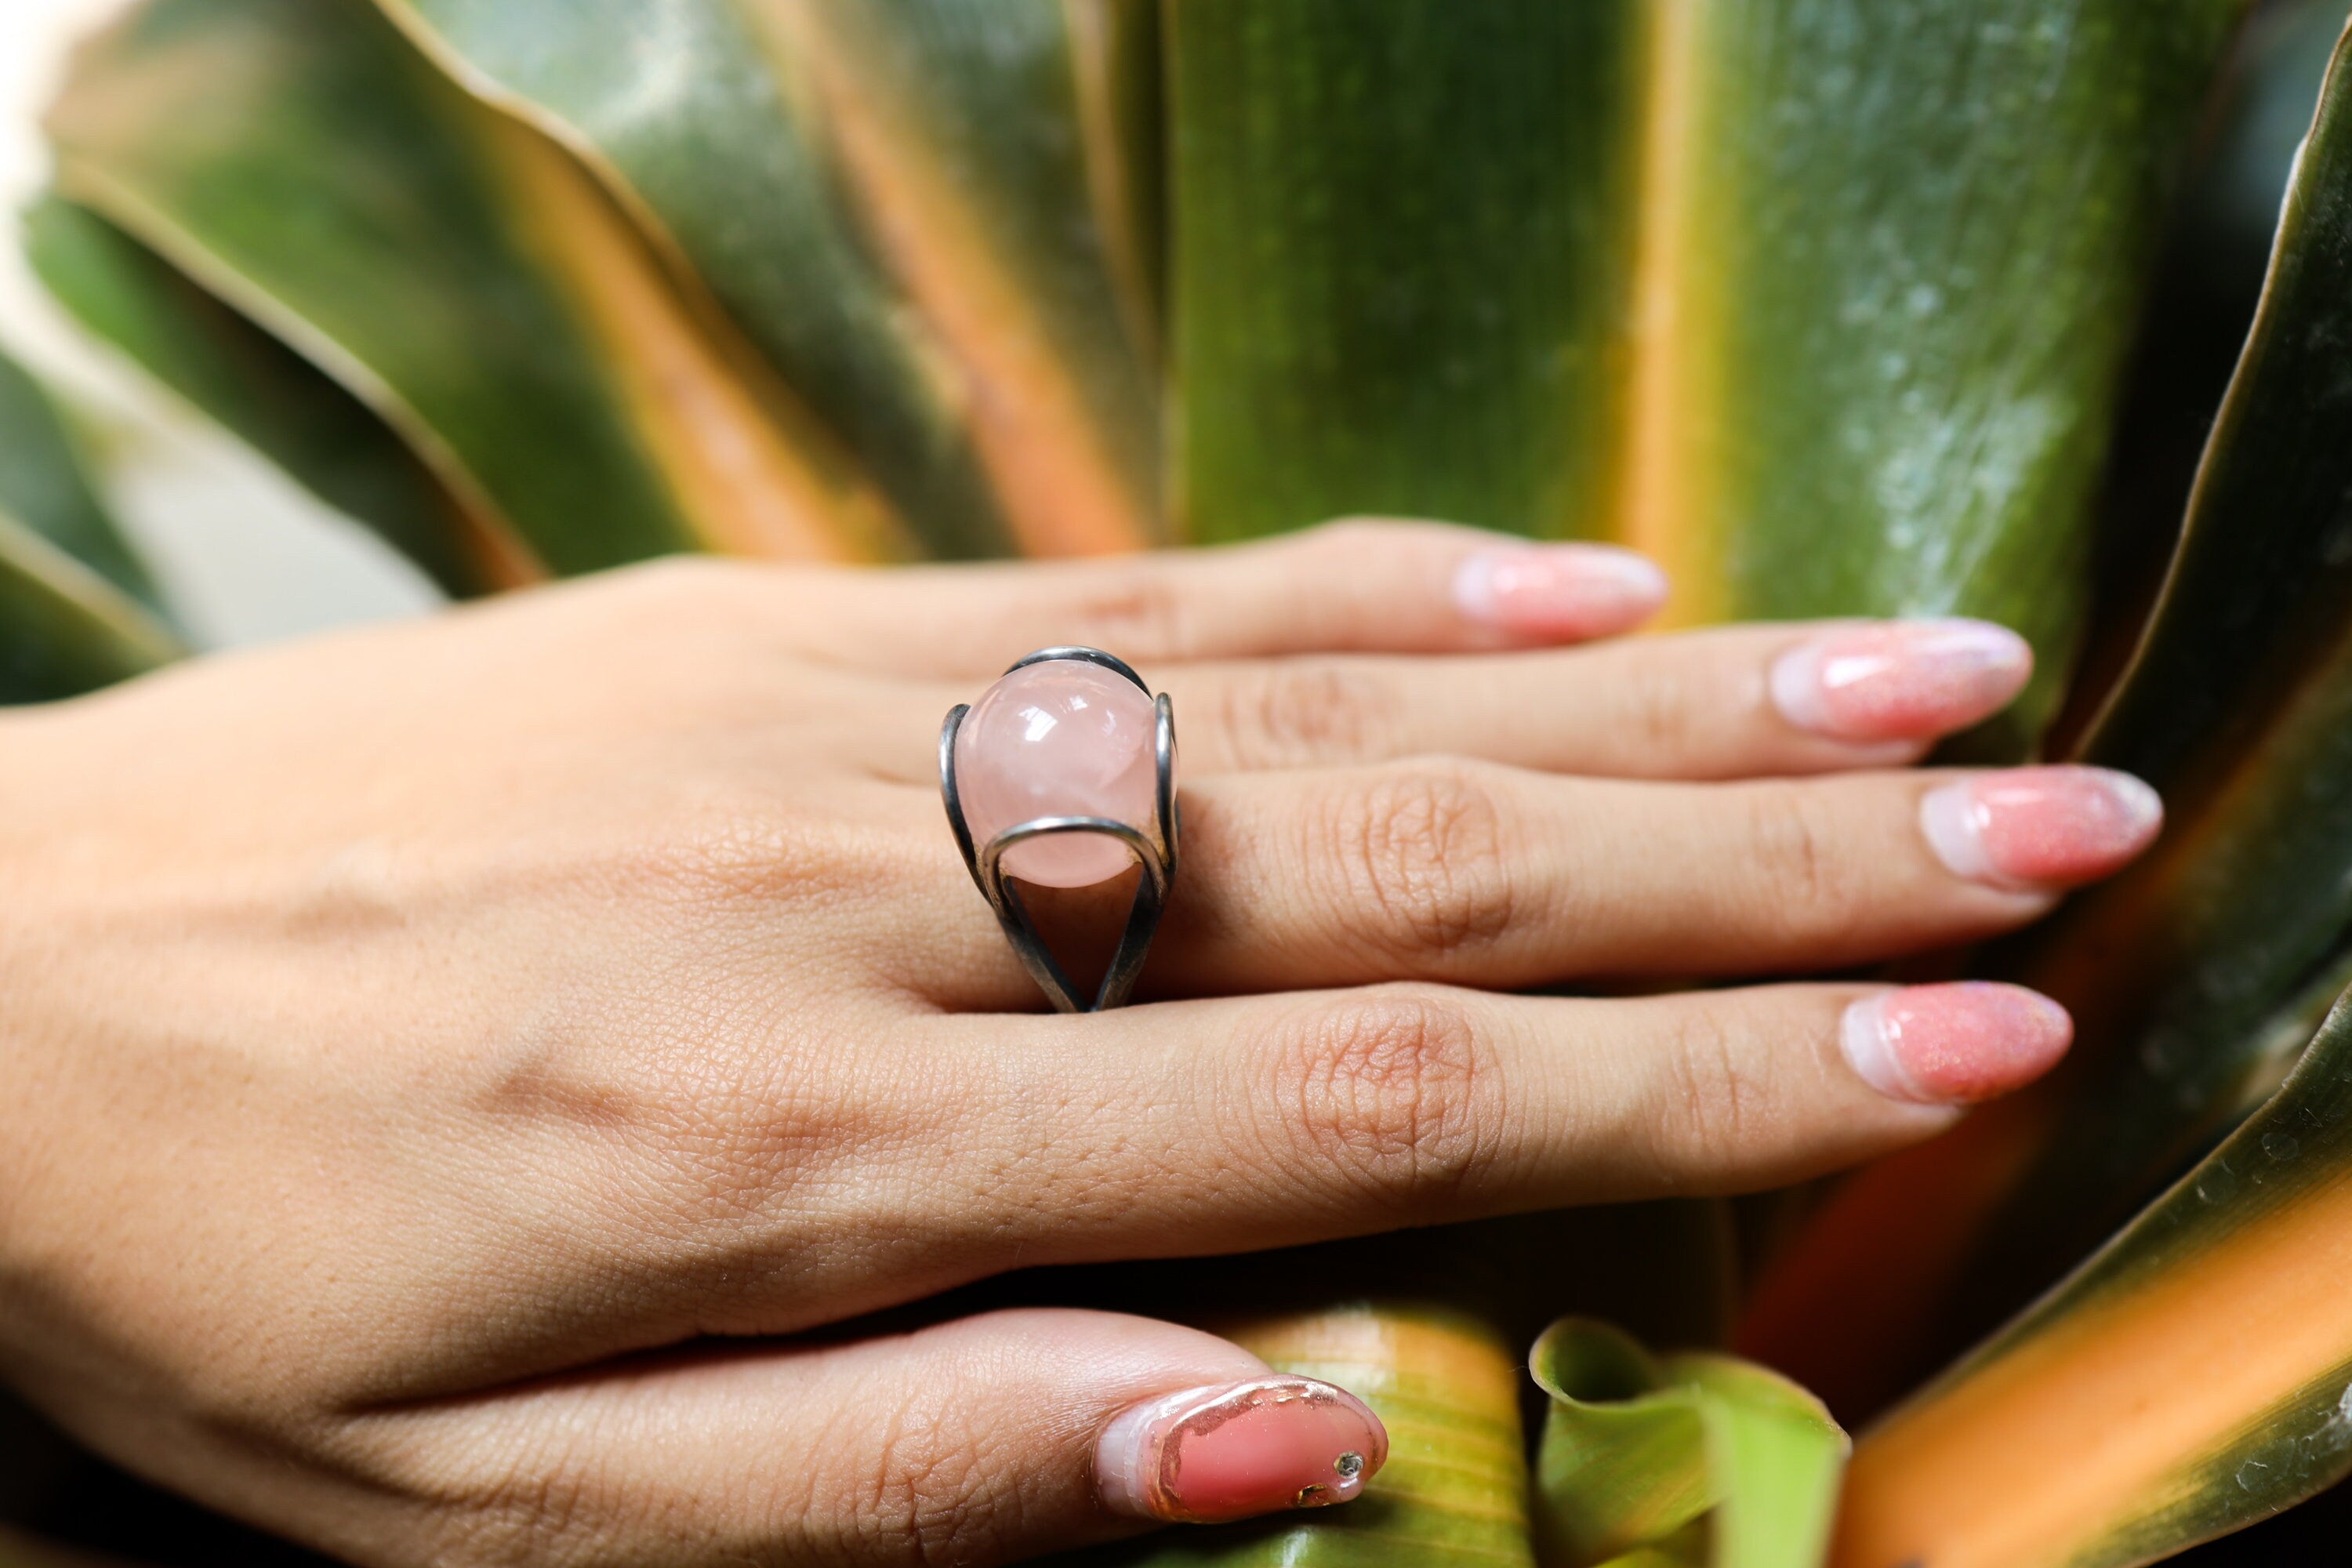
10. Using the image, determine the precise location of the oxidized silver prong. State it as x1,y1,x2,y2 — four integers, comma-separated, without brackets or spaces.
940,703,978,882
1008,645,1151,694
1155,692,1179,866
978,816,1167,1012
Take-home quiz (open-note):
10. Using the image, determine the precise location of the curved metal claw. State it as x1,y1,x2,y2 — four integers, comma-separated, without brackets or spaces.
939,653,1178,1014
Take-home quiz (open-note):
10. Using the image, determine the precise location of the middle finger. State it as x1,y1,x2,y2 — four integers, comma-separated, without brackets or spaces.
1157,618,2034,779
870,620,2035,787
909,760,2161,1005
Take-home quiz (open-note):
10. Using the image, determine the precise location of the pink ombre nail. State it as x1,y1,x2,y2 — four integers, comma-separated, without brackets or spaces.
1094,1377,1388,1525
1452,544,1668,641
1768,619,2032,742
1841,982,2073,1105
1920,765,2163,891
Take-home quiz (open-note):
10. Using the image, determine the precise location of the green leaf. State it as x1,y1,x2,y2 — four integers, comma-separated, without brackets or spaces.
1064,1304,1537,1568
1835,989,2352,1567
0,347,181,705
0,510,183,706
1184,1306,1540,1568
374,0,1162,558
1647,0,2238,746
47,0,904,578
1167,0,1645,548
2037,0,2352,761
1171,0,2238,749
24,193,525,598
0,341,162,615
1531,1321,1846,1568
1531,1322,1713,1564
1743,9,2352,1421
1687,1359,1845,1568
1060,1207,1737,1568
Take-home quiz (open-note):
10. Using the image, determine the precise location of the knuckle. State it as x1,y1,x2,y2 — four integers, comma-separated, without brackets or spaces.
637,1050,851,1221
612,793,867,910
1319,761,1517,961
470,989,897,1252
1269,986,1503,1213
1298,514,1462,553
1741,782,1861,934
615,550,738,601
640,1025,944,1243
1650,1001,1759,1180
394,1427,609,1568
1062,568,1196,662
833,1392,1007,1568
1298,514,1405,552
1612,653,1705,762
608,554,772,630
1214,661,1398,768
598,557,848,673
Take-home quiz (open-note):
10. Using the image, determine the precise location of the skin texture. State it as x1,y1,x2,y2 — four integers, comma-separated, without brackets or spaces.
0,521,2151,1567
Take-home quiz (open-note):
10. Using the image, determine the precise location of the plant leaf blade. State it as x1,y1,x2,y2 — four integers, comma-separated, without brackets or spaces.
1083,1305,1537,1568
24,193,531,597
1675,1358,1846,1568
0,345,181,704
1167,0,1645,548
1167,0,2236,753
1743,9,2352,1419
376,0,1161,558
1834,990,2352,1567
1533,1322,1846,1568
1531,1321,1713,1566
0,342,162,616
0,510,182,706
47,0,904,578
1635,0,2239,748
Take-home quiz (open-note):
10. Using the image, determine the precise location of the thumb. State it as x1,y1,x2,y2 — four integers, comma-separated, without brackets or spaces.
365,1308,1390,1568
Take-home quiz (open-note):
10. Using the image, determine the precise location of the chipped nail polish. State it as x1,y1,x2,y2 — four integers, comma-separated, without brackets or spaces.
1452,544,1668,642
1095,1377,1389,1526
1769,619,2033,743
1919,765,2164,891
1842,982,2074,1106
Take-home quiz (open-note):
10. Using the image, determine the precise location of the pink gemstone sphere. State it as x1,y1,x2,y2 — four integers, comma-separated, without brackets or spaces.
955,658,1160,887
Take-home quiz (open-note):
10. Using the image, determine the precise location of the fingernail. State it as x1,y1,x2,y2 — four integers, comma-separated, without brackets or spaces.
1841,982,2074,1105
1920,764,2164,891
1453,543,1668,641
1095,1376,1388,1526
1769,619,2033,742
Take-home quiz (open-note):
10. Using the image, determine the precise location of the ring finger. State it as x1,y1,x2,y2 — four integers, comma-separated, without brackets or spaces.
860,978,2074,1283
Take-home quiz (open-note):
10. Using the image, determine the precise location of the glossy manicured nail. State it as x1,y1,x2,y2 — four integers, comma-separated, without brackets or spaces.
1769,619,2033,743
1095,1376,1388,1525
1453,544,1668,641
1842,982,2074,1105
1920,765,2164,891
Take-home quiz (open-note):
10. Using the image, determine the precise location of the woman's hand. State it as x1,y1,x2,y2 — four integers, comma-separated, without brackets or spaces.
0,521,2158,1568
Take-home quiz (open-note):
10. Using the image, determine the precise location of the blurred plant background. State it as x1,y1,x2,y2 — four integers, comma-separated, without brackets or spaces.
15,2,2352,1566
0,0,434,652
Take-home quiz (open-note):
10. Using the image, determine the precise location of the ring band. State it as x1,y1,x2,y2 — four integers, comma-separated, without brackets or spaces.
941,647,1178,1012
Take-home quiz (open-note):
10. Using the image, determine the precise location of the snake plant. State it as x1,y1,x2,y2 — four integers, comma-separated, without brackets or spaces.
15,0,2352,1563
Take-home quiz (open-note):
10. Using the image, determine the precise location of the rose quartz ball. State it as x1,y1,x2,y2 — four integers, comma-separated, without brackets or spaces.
954,658,1159,887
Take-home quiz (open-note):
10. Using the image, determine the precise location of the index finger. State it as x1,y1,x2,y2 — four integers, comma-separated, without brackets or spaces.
790,517,1668,675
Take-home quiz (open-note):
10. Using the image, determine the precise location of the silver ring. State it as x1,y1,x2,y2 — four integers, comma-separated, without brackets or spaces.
941,648,1178,1012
